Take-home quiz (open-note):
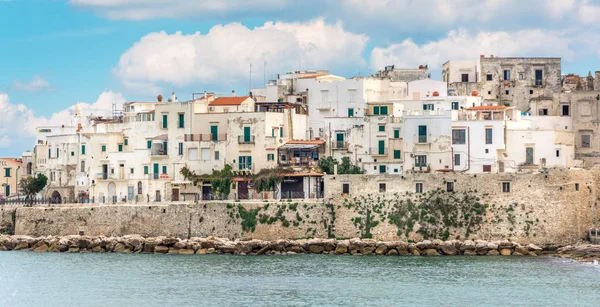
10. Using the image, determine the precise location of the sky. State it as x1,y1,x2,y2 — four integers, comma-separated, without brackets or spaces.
1,0,600,156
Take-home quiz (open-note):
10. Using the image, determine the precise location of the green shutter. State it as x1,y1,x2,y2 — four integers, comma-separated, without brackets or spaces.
336,133,344,142
153,163,159,175
378,140,385,155
394,150,401,159
81,145,86,155
71,151,74,156
280,127,283,137
147,140,152,149
5,184,10,197
124,139,128,146
247,156,252,169
211,125,218,141
423,104,427,110
118,144,123,152
381,106,388,115
144,166,148,175
348,108,354,117
4,168,10,177
162,114,168,128
379,125,385,132
244,127,251,142
102,145,106,152
373,106,380,115
272,128,275,137
178,114,184,128
162,165,167,174
394,129,400,139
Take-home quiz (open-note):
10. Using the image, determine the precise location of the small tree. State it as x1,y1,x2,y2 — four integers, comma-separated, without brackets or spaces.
20,173,48,205
251,166,292,197
319,156,363,175
180,165,233,199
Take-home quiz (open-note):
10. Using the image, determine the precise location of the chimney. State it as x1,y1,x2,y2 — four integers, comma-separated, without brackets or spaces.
171,92,176,102
333,163,338,175
480,54,485,58
490,54,494,58
231,90,236,97
204,91,207,100
157,94,163,102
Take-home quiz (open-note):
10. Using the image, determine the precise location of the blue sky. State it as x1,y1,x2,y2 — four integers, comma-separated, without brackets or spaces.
1,0,600,156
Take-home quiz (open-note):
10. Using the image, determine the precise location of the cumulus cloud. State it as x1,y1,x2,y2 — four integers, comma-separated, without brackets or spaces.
12,75,52,93
69,0,287,20
114,19,368,91
370,28,576,71
0,91,125,150
579,0,600,24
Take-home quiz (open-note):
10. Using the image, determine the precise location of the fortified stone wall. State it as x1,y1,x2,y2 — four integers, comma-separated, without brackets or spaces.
0,206,18,235
13,168,600,245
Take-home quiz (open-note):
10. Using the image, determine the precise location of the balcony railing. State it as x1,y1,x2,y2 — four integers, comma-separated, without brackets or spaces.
151,149,168,156
332,141,348,150
316,103,331,110
146,173,170,180
238,135,255,144
279,156,319,167
417,135,428,143
369,148,388,156
184,134,227,142
230,163,255,172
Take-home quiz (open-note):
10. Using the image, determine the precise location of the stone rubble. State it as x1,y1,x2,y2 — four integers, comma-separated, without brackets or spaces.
0,234,561,257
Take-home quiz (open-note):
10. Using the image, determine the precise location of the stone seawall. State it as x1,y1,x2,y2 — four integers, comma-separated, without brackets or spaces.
0,206,17,235
0,235,548,257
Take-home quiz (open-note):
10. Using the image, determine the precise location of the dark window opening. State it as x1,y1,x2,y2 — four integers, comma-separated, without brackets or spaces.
379,183,386,193
342,183,350,195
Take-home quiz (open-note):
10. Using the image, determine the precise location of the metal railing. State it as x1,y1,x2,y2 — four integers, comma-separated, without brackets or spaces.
333,141,348,150
184,134,227,142
418,135,427,143
369,147,388,156
281,191,305,199
238,135,255,144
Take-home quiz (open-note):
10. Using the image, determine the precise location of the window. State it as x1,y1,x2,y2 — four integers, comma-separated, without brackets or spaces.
178,113,184,128
530,90,534,95
505,90,510,95
454,154,460,166
162,165,167,174
485,149,489,154
556,149,560,157
138,182,142,195
267,153,275,161
423,104,434,110
539,109,548,116
272,128,275,137
215,151,220,160
130,168,134,174
451,101,459,110
415,155,427,167
535,69,543,86
147,140,152,149
415,183,423,193
80,161,85,173
4,168,10,177
582,135,591,148
118,144,123,152
461,73,469,82
178,142,183,156
162,114,168,129
342,183,350,195
393,150,401,159
486,74,492,81
502,182,511,193
280,127,283,137
575,183,580,191
379,165,386,173
446,182,454,192
144,166,149,175
348,90,356,103
483,165,491,172
380,106,389,115
48,148,51,158
562,105,570,116
81,145,86,155
201,148,210,161
488,91,492,95
321,90,329,103
379,183,386,192
348,108,354,117
393,129,400,139
526,147,534,164
394,169,399,173
373,106,380,115
238,156,252,170
485,128,493,144
111,168,114,174
452,129,466,144
519,73,524,80
124,138,128,146
378,125,385,132
56,148,59,158
71,151,74,157
503,70,511,81
418,125,427,143
101,145,106,152
378,140,385,155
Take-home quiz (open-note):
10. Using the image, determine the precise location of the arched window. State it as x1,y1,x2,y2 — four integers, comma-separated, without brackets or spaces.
137,181,142,195
27,162,32,175
81,161,85,173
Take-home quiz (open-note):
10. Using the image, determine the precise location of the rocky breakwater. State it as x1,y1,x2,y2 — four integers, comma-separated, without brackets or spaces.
0,235,547,256
555,244,600,262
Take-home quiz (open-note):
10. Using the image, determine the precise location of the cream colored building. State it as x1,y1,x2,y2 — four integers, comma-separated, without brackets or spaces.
0,158,22,199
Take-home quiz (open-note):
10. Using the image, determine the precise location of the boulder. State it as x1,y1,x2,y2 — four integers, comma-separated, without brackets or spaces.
154,245,169,254
167,248,180,254
408,244,421,256
308,244,324,254
440,242,458,256
514,245,529,255
13,241,29,251
162,237,180,247
416,240,436,250
92,246,105,253
463,250,477,256
334,241,349,255
196,248,208,255
387,249,399,256
143,238,161,253
375,245,388,255
179,249,195,255
207,248,216,254
114,243,132,253
173,241,187,250
323,239,337,252
123,235,145,252
527,244,542,254
500,249,512,256
77,239,90,249
424,249,440,256
32,244,49,253
460,240,476,252
360,245,376,255
396,242,409,255
68,247,80,253
289,246,306,253
487,249,499,256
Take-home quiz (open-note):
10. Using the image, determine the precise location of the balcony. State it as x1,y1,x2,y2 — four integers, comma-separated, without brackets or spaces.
151,149,168,156
230,163,255,174
417,135,428,144
316,103,331,110
369,148,388,156
332,141,348,150
146,173,170,180
238,135,255,144
184,134,227,142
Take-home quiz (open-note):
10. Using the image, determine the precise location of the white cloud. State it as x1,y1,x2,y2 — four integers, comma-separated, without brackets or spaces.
12,75,52,93
0,91,125,151
579,0,600,24
114,19,368,91
370,28,576,71
69,0,287,20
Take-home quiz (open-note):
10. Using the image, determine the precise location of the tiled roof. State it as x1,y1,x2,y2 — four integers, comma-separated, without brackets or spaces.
285,140,326,145
209,96,250,106
0,158,22,166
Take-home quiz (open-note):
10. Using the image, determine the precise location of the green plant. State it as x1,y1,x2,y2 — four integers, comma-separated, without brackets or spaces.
237,205,259,232
20,173,48,205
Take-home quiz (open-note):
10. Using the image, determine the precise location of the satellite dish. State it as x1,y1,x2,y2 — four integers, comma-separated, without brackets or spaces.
279,139,283,144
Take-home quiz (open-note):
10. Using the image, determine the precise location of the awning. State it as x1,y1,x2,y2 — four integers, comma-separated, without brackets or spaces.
280,172,324,177
152,134,168,140
279,144,321,150
171,181,192,185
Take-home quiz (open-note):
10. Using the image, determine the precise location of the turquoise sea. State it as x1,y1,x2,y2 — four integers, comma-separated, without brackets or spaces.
1,252,599,306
